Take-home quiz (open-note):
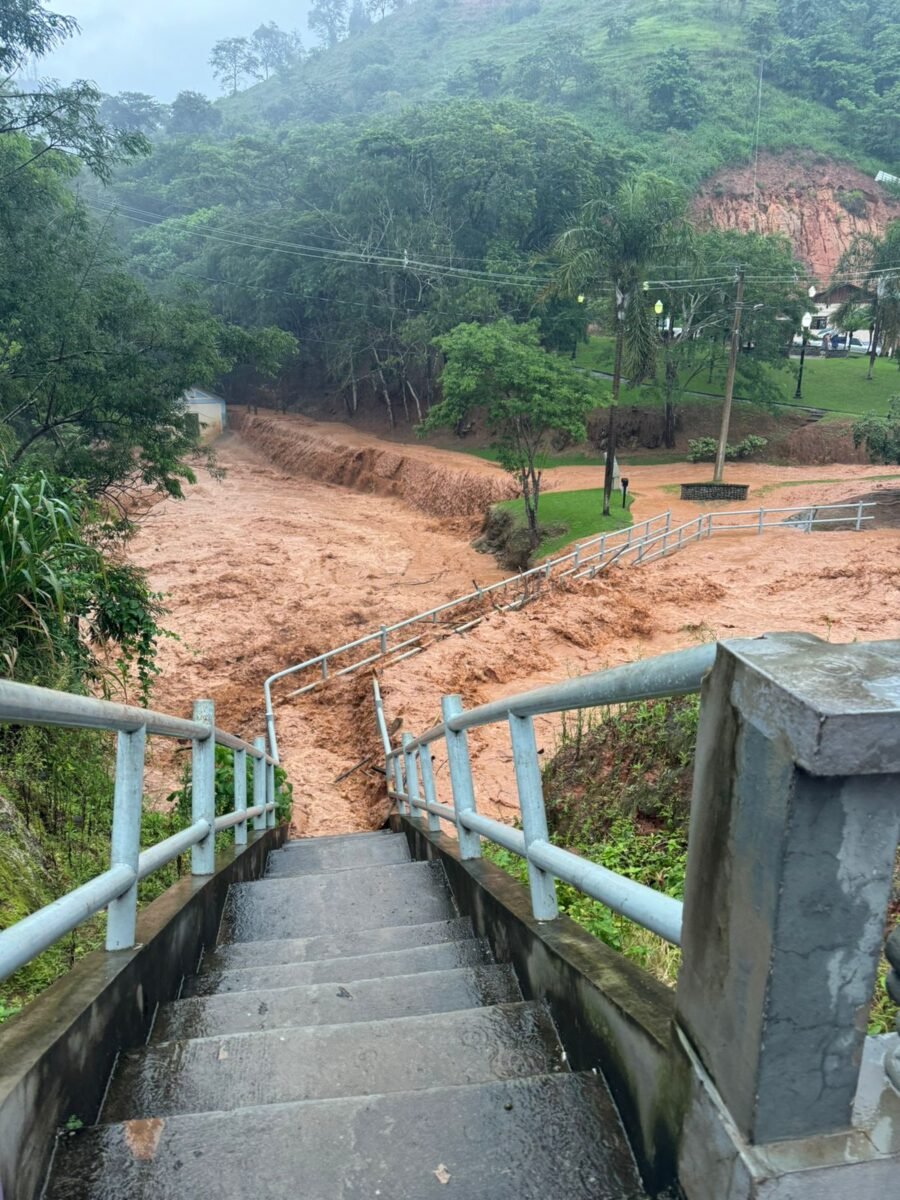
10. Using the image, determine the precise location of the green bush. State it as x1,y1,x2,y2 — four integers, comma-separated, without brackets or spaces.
687,434,768,462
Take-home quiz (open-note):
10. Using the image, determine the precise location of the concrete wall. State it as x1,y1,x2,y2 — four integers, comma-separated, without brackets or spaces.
0,826,285,1200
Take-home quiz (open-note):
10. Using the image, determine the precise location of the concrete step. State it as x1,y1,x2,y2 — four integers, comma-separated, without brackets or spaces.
221,860,454,943
104,1001,566,1121
201,917,475,973
48,1074,646,1200
266,835,410,875
157,964,520,1040
280,830,393,847
185,937,492,997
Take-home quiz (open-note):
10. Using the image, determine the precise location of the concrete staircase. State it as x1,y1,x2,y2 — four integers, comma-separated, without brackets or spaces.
46,831,647,1199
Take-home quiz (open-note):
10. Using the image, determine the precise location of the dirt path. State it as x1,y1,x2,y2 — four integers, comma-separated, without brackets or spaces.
131,419,900,836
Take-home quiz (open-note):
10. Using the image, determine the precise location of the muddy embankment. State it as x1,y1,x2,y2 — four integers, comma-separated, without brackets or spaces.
236,411,516,520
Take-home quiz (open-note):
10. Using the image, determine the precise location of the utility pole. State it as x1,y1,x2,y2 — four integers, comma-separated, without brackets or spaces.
713,268,745,485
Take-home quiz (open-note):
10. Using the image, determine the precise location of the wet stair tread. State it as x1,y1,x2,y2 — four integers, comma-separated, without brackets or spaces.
184,937,492,996
265,837,410,874
47,1074,645,1200
103,1001,567,1121
155,963,520,1040
221,861,454,942
200,917,475,972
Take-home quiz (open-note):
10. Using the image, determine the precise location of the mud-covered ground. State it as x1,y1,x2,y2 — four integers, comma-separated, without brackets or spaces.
131,414,900,834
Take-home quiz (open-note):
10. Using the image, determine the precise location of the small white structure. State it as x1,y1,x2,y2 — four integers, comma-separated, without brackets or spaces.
183,387,227,442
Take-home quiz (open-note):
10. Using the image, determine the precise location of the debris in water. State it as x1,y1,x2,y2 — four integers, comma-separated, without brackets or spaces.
434,1164,451,1185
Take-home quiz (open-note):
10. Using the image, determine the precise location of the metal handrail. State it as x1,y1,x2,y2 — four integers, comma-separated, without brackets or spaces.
264,511,671,758
0,692,281,984
374,641,720,948
0,679,277,764
267,499,875,761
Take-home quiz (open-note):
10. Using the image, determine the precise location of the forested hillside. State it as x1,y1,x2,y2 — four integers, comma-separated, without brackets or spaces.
86,0,899,432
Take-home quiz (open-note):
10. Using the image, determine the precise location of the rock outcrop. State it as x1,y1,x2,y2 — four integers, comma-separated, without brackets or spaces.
691,153,900,281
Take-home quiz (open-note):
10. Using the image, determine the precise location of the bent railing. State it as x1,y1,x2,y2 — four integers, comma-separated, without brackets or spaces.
376,634,900,1140
0,681,279,983
267,500,874,761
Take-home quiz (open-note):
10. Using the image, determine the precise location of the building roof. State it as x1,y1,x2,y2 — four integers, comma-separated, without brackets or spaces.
183,387,226,408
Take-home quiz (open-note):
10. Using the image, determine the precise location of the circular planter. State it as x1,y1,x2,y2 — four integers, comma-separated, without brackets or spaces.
680,482,749,502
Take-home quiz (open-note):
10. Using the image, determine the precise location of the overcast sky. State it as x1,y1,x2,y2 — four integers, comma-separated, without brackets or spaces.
39,1,313,100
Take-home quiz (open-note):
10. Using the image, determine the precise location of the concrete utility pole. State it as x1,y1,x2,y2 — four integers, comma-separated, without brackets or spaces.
713,269,745,485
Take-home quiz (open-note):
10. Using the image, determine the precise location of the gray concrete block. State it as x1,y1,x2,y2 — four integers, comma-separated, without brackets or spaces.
104,1002,568,1120
155,964,521,1039
221,861,455,942
48,1074,647,1200
202,918,475,971
184,938,492,996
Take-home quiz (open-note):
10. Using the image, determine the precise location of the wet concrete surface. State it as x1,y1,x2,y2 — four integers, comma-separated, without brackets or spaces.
154,964,520,1039
221,861,454,942
200,917,475,972
265,834,410,875
184,937,492,996
48,1074,645,1200
104,1002,567,1121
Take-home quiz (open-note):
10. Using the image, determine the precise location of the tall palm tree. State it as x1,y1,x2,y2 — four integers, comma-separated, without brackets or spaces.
834,221,900,381
555,174,688,514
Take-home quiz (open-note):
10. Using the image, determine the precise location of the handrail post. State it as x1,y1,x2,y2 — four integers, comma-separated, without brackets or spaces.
105,724,146,950
252,736,267,831
402,733,421,818
380,625,388,655
676,634,900,1144
233,747,247,846
508,713,558,920
441,694,482,860
758,507,764,533
266,757,276,827
418,742,441,833
191,700,216,875
573,542,581,568
855,501,864,531
394,752,408,815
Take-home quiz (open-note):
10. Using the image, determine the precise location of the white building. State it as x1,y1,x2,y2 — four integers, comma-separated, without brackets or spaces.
183,388,227,442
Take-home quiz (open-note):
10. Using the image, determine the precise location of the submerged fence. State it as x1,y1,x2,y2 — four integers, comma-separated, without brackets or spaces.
265,499,875,760
0,682,278,983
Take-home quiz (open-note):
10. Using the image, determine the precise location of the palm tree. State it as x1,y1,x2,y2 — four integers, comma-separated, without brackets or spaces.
833,221,900,381
555,174,687,513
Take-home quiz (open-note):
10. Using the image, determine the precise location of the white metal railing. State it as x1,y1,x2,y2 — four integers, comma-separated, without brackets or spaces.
0,681,280,983
267,499,875,760
374,644,719,945
264,510,670,759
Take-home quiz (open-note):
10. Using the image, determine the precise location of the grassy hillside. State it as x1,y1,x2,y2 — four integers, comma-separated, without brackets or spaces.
219,0,892,189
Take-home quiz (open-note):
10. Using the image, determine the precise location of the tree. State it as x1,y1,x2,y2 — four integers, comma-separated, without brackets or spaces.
854,396,900,462
834,222,900,381
0,1,147,180
250,22,302,78
446,58,504,99
308,0,348,48
422,322,594,546
348,0,372,36
605,12,635,43
556,174,687,512
99,92,169,135
168,91,222,137
645,48,706,130
514,33,593,104
209,37,260,95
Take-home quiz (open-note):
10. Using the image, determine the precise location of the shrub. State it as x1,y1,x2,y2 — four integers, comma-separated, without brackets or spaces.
687,434,768,462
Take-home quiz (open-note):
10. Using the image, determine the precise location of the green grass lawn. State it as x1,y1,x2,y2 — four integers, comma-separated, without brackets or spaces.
495,488,633,560
465,446,608,468
574,336,900,417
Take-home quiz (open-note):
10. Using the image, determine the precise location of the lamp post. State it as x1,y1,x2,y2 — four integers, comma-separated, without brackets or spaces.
794,310,813,400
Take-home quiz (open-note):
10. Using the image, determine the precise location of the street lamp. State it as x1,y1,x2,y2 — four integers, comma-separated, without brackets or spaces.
794,311,813,400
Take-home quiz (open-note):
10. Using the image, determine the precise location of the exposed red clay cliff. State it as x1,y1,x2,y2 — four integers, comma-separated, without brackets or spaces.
692,153,900,281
